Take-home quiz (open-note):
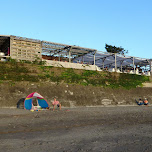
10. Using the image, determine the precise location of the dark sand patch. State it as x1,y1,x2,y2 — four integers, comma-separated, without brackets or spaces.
0,106,152,152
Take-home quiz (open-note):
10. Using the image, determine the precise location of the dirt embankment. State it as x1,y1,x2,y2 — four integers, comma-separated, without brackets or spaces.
0,81,152,108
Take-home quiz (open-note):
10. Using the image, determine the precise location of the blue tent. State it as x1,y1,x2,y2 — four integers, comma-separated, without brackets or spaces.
24,92,49,110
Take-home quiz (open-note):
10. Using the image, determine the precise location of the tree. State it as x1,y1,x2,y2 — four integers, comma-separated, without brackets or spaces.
105,44,128,56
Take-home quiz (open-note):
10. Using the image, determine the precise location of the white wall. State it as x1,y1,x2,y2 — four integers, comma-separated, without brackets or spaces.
42,59,101,71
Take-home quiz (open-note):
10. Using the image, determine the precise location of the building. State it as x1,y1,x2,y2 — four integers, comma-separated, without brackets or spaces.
0,35,151,74
0,35,96,62
0,35,41,61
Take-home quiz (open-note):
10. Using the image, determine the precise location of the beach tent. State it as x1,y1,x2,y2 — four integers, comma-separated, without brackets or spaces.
24,92,49,110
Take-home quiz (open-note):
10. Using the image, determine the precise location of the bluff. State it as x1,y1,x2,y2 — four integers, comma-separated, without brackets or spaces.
0,60,151,107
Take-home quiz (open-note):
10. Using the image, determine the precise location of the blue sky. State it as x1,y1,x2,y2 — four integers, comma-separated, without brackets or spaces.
0,0,151,58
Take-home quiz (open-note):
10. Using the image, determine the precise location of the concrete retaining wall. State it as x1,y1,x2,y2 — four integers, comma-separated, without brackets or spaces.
42,59,101,71
0,82,152,108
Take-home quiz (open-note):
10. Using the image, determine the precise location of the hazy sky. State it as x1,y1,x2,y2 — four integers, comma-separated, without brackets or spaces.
0,0,151,58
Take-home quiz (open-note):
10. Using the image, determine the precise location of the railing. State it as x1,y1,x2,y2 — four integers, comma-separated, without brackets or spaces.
0,56,150,76
108,68,151,76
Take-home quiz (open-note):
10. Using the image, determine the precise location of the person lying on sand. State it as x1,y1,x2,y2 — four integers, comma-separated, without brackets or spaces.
52,98,61,111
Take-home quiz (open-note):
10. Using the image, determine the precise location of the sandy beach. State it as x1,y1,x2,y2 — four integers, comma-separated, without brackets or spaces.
0,106,152,152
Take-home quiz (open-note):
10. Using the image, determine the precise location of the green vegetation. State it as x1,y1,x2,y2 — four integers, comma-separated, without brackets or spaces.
0,59,150,89
105,44,128,55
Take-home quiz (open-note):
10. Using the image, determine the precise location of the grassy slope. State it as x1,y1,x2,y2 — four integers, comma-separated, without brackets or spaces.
0,60,150,89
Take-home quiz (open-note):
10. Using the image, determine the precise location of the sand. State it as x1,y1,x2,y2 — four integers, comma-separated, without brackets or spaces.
0,106,152,152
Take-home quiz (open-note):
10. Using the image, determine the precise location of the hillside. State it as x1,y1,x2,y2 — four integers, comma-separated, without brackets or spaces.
0,59,150,89
0,59,151,108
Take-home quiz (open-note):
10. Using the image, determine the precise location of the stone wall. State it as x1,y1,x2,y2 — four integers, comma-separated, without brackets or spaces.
0,82,152,108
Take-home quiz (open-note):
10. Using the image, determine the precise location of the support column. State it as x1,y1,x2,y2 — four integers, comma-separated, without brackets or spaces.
102,60,104,69
40,41,42,60
102,58,106,70
120,60,124,72
115,53,117,71
69,47,72,63
94,50,96,66
133,57,135,73
150,61,152,74
82,56,84,63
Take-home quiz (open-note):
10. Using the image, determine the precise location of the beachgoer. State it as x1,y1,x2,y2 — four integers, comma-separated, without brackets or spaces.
143,98,149,106
136,98,144,106
52,98,61,111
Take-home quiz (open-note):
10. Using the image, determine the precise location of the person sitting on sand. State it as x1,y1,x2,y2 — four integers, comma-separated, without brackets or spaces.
143,98,149,106
52,98,61,111
136,98,144,106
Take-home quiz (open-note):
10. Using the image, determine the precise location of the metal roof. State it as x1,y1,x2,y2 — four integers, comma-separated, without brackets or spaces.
10,35,41,43
73,51,150,68
42,40,96,59
0,35,150,69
